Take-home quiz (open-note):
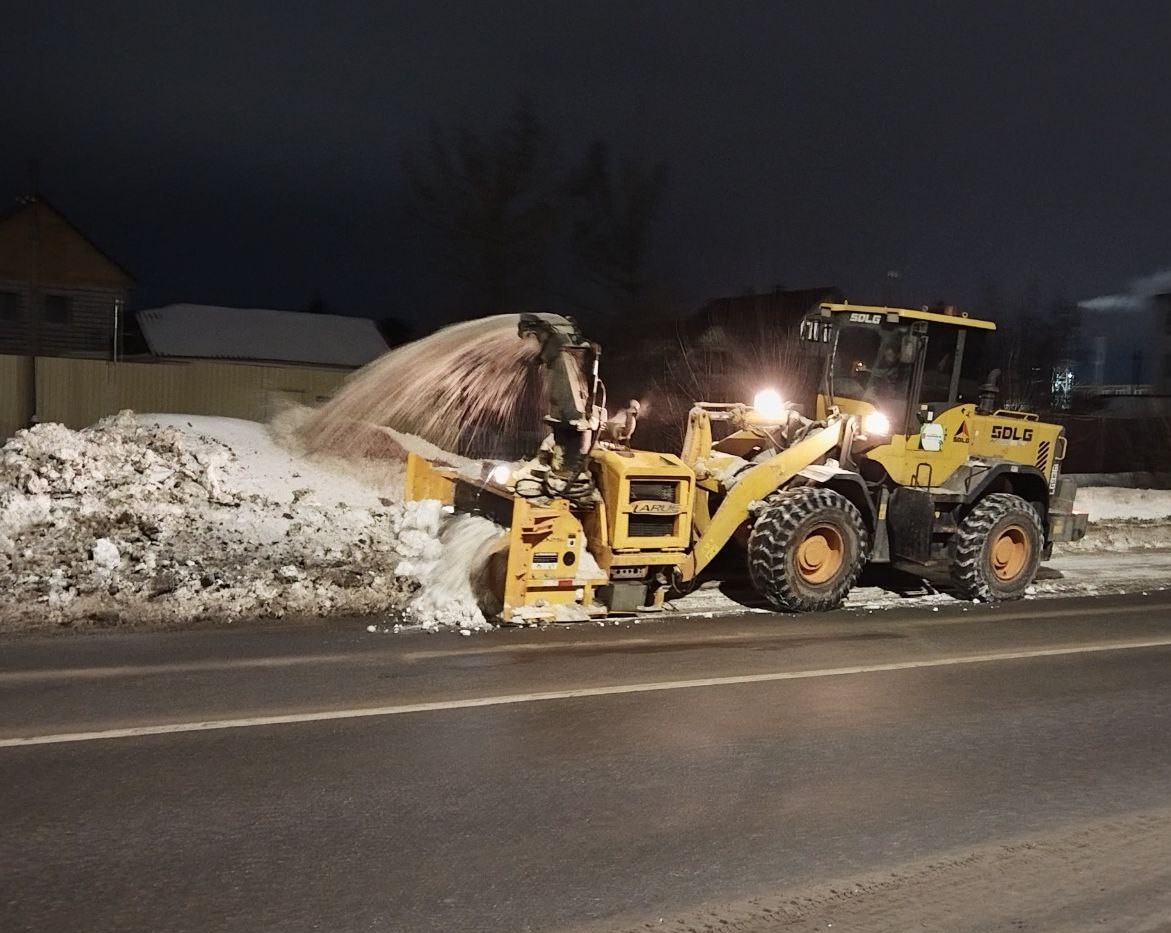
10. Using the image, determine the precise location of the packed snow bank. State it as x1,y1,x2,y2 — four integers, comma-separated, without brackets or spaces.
1073,486,1171,523
0,412,497,632
1066,486,1171,552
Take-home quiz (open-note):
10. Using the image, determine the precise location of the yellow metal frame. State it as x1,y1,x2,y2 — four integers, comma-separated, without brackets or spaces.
404,451,455,504
590,447,694,553
684,420,845,577
405,452,606,622
817,302,997,330
499,496,606,621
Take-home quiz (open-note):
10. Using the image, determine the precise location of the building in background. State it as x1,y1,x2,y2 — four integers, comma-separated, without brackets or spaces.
684,285,845,347
676,285,845,403
0,196,134,359
1074,304,1156,388
133,304,389,368
0,198,390,438
1157,292,1171,393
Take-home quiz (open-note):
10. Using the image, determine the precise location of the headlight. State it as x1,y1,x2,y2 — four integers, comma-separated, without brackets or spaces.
752,388,786,420
862,411,891,436
489,463,512,485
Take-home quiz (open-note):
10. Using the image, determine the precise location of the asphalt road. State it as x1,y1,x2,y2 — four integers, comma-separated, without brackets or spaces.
4,592,1171,932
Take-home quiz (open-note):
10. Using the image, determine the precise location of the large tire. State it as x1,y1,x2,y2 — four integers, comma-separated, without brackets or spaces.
747,487,869,612
951,493,1043,602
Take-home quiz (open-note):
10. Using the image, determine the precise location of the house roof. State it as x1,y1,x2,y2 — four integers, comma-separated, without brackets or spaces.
0,196,135,286
135,304,389,367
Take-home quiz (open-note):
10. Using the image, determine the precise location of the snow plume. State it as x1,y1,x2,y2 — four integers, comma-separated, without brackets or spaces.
298,314,548,460
1079,268,1171,312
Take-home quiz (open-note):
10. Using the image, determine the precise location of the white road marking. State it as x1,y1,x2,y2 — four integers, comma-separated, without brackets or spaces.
0,653,364,684
4,637,1171,749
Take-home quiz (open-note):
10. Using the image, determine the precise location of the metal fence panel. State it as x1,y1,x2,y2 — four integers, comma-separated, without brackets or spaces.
0,355,349,437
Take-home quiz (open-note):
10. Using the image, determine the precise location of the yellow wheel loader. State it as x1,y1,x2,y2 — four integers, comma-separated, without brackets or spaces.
406,305,1087,621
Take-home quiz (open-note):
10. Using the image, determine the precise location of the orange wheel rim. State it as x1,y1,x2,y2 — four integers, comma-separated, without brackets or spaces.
991,525,1030,581
796,524,845,584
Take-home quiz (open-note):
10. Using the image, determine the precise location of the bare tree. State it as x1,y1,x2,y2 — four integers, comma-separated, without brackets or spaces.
565,141,669,316
406,98,560,312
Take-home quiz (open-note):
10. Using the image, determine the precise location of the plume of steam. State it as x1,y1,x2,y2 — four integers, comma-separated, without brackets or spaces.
1079,268,1171,312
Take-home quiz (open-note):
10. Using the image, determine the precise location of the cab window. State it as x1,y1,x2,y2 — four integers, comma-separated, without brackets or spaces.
919,325,989,407
832,323,914,432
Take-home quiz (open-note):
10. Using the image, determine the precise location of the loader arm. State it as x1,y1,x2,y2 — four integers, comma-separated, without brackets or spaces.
686,419,846,577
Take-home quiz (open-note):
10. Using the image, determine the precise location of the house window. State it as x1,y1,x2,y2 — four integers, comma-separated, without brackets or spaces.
44,294,72,323
0,290,21,321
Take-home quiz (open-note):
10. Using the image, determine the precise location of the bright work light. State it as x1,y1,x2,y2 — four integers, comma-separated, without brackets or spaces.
752,388,786,420
862,411,891,436
489,463,512,485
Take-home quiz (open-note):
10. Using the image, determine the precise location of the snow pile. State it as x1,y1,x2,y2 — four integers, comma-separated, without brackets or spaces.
1073,486,1171,524
0,412,494,632
1066,486,1171,552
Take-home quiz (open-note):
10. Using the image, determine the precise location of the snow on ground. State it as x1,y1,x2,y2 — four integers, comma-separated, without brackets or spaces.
0,412,497,633
1,410,1169,634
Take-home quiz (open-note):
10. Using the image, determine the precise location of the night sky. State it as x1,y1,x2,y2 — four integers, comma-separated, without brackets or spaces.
4,1,1169,327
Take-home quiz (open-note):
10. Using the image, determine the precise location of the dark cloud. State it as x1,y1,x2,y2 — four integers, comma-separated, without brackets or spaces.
3,1,1169,321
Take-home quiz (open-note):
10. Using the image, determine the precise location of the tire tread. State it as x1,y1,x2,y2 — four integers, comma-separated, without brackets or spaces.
950,493,1042,602
747,487,868,612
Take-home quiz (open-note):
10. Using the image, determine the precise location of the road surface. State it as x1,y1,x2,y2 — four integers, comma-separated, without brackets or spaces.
3,592,1171,931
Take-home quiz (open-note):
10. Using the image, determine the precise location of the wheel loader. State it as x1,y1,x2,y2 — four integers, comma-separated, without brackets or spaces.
405,304,1087,621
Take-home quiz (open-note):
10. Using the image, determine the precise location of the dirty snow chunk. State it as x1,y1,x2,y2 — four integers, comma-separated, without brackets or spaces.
91,538,121,570
0,411,417,631
552,602,593,622
574,546,605,584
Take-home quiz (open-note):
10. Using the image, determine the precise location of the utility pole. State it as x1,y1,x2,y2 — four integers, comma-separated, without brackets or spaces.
26,159,43,425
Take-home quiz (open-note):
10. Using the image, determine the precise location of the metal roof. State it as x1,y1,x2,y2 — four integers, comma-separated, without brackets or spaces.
135,304,389,367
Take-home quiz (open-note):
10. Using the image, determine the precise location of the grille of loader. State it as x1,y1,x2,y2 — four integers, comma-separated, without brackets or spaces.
630,480,677,502
627,514,676,537
627,480,681,538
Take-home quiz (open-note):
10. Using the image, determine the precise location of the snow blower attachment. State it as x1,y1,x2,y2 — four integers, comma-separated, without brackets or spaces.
406,303,1087,622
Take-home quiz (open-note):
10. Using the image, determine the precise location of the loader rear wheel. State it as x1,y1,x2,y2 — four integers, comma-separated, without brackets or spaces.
951,493,1042,602
748,487,868,612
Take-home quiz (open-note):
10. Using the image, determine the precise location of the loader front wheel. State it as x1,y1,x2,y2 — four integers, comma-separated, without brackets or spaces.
748,487,868,612
950,493,1043,602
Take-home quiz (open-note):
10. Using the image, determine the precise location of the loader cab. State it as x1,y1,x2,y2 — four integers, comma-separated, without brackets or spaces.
804,303,995,434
